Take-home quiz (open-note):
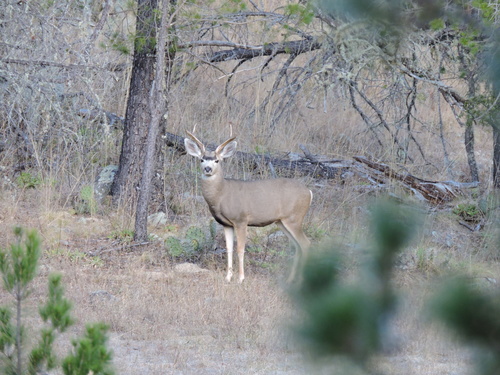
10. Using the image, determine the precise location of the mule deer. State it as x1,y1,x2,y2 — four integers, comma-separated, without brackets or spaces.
184,130,312,283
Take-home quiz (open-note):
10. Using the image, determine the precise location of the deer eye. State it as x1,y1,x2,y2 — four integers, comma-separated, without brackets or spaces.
215,160,219,163
200,159,204,163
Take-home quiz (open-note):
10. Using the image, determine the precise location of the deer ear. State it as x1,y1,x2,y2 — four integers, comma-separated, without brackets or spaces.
217,140,237,159
184,138,204,158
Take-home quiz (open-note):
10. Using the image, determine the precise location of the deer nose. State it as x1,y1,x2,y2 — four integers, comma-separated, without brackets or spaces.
204,166,212,174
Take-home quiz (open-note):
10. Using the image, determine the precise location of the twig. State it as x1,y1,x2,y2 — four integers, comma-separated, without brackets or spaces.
458,220,484,232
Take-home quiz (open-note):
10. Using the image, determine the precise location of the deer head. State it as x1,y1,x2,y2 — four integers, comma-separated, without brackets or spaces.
184,130,237,178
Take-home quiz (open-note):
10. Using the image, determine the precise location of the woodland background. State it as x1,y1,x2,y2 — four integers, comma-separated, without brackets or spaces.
1,0,500,374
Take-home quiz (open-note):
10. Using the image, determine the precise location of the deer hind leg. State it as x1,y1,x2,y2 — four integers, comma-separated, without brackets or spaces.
234,224,248,283
223,226,234,282
277,219,310,283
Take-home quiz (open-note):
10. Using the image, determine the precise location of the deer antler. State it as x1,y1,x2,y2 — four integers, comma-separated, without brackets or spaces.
216,123,236,154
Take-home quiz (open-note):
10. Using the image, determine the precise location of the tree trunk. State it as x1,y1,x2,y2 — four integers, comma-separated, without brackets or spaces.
493,125,500,189
134,0,175,241
111,0,160,211
465,120,479,182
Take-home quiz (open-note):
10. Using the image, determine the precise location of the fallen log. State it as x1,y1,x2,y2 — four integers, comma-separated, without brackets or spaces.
353,156,478,204
163,131,343,179
164,131,477,204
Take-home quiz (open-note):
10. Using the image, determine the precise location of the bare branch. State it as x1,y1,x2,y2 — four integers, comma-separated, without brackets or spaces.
205,39,322,63
1,58,127,71
83,0,113,58
177,40,264,50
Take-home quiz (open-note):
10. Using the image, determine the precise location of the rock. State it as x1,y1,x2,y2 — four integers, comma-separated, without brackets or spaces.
148,211,168,226
94,165,118,203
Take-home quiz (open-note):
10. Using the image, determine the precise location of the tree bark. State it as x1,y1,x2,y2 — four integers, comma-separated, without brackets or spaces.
134,0,175,241
465,120,479,182
111,0,160,211
493,125,500,189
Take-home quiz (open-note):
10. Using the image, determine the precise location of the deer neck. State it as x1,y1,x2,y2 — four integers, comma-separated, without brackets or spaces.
200,170,226,206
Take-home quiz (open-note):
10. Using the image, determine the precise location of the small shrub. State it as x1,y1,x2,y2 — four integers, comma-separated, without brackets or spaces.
305,225,327,242
62,323,113,375
75,185,97,215
453,203,484,222
16,172,41,189
164,225,215,259
414,247,437,274
185,226,207,251
108,229,134,243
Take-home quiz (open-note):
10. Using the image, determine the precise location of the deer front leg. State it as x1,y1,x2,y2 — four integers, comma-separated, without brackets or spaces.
234,225,248,283
223,226,234,282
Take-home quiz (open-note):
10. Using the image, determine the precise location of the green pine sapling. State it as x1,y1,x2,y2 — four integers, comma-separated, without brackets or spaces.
0,227,114,375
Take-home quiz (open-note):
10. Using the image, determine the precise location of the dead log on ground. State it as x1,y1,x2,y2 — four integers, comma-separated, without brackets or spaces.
164,132,343,178
353,156,478,204
164,132,478,204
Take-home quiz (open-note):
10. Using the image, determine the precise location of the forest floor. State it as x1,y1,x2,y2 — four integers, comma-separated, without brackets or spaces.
0,188,497,375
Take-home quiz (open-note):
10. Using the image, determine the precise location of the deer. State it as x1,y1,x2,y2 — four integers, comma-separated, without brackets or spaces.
184,129,312,283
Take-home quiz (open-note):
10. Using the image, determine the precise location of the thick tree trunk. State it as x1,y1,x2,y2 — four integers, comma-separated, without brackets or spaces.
111,0,160,211
134,0,175,241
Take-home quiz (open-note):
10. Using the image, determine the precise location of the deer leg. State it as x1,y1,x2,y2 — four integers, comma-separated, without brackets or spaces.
223,226,235,282
234,224,247,283
278,220,310,283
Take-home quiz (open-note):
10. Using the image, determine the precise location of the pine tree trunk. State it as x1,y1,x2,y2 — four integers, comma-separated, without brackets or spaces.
111,0,160,211
493,125,500,189
465,121,479,182
134,0,175,241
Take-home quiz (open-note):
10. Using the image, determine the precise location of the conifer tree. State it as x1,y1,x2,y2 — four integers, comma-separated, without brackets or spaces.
0,228,114,375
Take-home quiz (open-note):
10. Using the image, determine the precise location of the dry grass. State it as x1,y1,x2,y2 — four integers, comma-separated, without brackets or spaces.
1,164,498,374
1,74,497,373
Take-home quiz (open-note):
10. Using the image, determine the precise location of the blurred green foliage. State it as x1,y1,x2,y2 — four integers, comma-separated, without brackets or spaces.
293,200,419,366
293,197,500,374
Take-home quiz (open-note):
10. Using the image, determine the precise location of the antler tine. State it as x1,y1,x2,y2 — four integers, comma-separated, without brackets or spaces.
186,130,205,152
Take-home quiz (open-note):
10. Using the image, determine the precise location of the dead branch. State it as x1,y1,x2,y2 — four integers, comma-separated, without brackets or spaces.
205,39,322,63
1,58,127,72
458,220,484,232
